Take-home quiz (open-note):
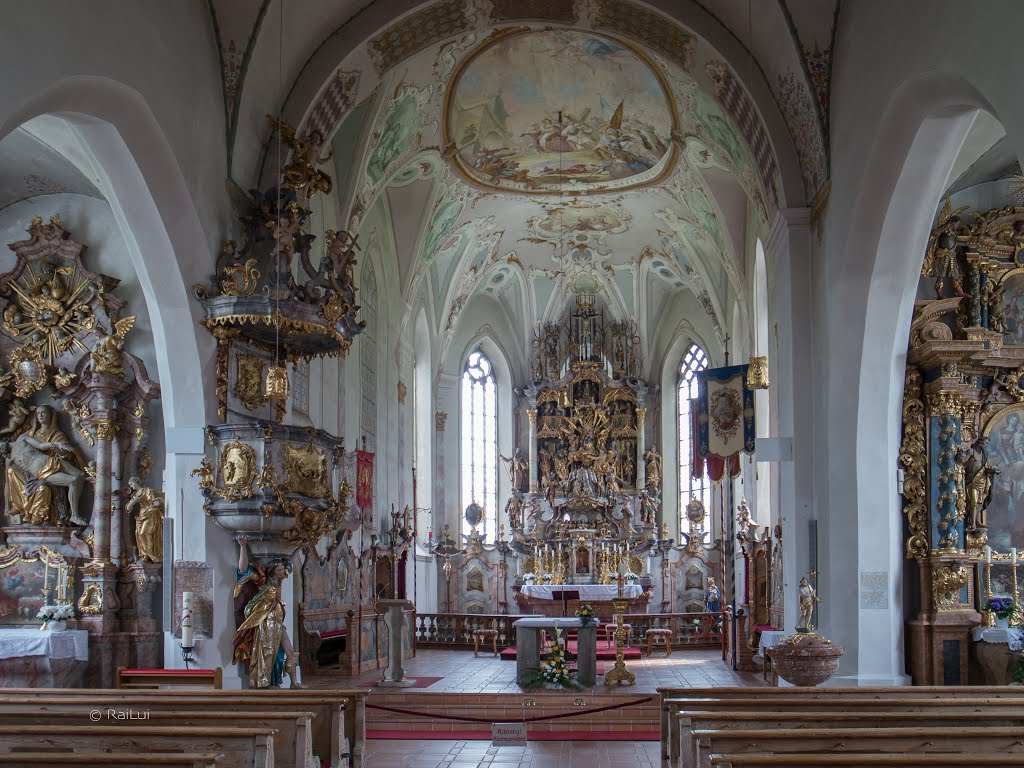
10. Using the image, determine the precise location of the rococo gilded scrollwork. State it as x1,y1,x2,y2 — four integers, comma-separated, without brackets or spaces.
900,367,928,558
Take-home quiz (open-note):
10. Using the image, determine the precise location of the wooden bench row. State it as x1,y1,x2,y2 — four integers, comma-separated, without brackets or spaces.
657,686,1024,768
0,687,371,768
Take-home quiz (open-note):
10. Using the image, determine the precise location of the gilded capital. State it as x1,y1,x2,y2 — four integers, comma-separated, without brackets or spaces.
94,420,117,440
636,406,647,427
435,411,448,432
397,380,407,404
527,408,537,426
927,392,961,416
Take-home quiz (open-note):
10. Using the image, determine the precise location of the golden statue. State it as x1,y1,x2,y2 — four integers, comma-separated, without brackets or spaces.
956,435,998,530
232,535,299,688
267,116,334,198
125,476,164,563
2,404,86,526
90,316,135,374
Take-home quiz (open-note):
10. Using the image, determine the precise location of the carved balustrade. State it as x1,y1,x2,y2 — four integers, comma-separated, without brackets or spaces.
415,613,525,649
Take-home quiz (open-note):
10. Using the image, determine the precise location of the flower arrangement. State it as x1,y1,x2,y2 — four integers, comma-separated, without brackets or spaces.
538,627,577,688
36,604,75,622
576,603,597,627
624,570,639,581
987,597,1015,620
522,572,536,584
542,572,554,583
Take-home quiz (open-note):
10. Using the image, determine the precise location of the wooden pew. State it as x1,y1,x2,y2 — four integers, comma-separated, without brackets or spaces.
678,709,1024,768
0,688,367,768
0,700,314,768
658,687,1024,768
0,725,271,768
117,667,223,689
709,755,1024,767
695,727,1024,768
0,754,224,767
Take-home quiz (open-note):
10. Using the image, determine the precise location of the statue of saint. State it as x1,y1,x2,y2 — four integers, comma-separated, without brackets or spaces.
639,489,658,526
643,447,662,496
504,494,523,531
798,576,821,631
575,546,590,574
604,450,620,493
704,577,721,612
125,477,164,563
232,535,299,688
500,448,528,492
958,436,998,529
2,405,86,526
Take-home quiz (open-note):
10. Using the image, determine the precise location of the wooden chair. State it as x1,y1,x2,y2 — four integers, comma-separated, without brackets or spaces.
645,627,673,656
472,628,499,657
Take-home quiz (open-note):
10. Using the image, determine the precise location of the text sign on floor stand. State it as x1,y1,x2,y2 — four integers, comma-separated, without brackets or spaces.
492,722,527,746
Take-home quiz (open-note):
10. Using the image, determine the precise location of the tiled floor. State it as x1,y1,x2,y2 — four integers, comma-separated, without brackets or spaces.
365,738,661,768
307,647,764,694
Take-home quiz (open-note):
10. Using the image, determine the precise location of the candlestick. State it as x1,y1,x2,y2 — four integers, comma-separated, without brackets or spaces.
986,545,992,564
181,592,194,648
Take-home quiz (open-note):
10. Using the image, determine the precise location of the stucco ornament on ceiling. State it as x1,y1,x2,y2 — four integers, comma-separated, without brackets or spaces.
444,28,677,193
523,203,631,263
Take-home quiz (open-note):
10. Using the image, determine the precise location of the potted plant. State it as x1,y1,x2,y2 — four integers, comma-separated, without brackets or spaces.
522,572,536,585
36,603,75,632
986,597,1016,628
576,603,597,627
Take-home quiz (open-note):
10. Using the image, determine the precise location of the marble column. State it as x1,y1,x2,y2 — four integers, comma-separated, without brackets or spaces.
109,431,124,564
527,408,538,493
636,406,646,491
927,391,964,552
91,418,116,563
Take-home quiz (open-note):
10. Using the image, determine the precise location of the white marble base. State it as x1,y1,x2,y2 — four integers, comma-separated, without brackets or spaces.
378,678,417,687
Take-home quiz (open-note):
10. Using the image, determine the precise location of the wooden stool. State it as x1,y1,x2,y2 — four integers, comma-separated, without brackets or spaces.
473,628,499,657
603,623,633,648
645,627,673,656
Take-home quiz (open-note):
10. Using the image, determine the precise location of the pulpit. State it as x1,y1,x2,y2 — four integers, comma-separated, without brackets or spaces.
0,628,88,687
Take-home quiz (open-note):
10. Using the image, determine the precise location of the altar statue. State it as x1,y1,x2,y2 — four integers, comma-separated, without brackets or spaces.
2,405,86,526
643,447,662,496
957,436,998,529
704,577,721,612
232,535,299,688
125,476,165,563
797,575,821,631
500,448,528,492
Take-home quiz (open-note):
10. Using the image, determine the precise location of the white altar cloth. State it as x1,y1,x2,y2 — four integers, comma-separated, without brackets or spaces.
971,626,1023,650
520,584,642,600
0,628,89,661
757,630,788,656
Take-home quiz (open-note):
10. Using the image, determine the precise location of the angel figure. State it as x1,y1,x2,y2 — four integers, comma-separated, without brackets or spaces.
91,315,135,375
0,400,29,436
268,116,334,198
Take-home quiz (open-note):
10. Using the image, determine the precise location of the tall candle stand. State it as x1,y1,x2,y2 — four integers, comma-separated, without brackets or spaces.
982,559,995,627
604,580,635,687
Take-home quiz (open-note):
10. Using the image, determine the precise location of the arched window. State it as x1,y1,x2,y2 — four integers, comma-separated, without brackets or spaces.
461,348,497,541
678,343,711,530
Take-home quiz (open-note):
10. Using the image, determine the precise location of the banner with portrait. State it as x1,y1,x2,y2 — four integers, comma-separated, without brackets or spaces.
696,364,755,461
356,450,375,509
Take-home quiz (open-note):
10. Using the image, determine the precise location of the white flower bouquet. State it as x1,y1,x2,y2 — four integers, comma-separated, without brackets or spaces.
624,570,639,581
36,603,75,621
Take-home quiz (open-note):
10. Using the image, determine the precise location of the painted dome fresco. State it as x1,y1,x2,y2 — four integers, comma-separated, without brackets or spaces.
444,28,677,194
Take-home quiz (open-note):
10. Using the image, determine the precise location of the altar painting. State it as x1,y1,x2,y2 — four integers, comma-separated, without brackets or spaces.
446,29,676,192
983,404,1024,550
0,550,45,623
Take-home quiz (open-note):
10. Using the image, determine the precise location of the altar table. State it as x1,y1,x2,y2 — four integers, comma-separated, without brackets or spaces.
512,617,597,687
0,628,88,687
520,584,643,600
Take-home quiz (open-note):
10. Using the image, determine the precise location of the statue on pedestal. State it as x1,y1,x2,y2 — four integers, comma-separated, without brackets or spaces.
125,477,165,563
500,448,528,492
232,535,298,688
797,575,821,632
643,446,662,496
956,435,998,530
1,405,86,526
704,577,721,612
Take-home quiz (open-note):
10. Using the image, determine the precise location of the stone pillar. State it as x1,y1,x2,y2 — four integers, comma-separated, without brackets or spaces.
636,406,647,491
527,408,538,493
92,419,116,562
765,209,814,638
377,599,415,687
927,391,964,552
110,431,124,564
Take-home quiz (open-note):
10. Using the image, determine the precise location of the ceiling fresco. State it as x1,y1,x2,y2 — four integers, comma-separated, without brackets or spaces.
445,28,677,193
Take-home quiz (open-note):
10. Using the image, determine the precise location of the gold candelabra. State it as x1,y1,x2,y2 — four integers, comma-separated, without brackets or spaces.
604,580,635,687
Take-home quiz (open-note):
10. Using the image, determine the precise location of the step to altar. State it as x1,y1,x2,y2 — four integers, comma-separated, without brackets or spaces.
367,690,660,737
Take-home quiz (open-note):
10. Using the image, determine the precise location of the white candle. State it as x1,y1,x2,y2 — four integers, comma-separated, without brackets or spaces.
43,559,49,592
181,592,194,647
986,546,992,564
1014,548,1018,565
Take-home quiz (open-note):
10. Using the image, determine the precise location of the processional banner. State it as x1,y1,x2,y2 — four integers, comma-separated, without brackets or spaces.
696,364,755,462
356,450,375,509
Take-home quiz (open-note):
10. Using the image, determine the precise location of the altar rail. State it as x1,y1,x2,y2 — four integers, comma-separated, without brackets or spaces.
621,612,724,649
414,612,724,650
416,614,524,648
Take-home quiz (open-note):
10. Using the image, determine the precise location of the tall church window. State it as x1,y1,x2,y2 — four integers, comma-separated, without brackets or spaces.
678,343,711,530
360,262,378,451
461,348,497,541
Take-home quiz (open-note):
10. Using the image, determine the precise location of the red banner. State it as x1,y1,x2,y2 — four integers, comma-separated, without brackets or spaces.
356,450,374,509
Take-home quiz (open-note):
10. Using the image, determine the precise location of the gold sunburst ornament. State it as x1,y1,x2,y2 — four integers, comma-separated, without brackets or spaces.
2,261,95,363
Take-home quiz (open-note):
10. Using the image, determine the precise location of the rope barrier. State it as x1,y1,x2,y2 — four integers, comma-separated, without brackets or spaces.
367,695,654,725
